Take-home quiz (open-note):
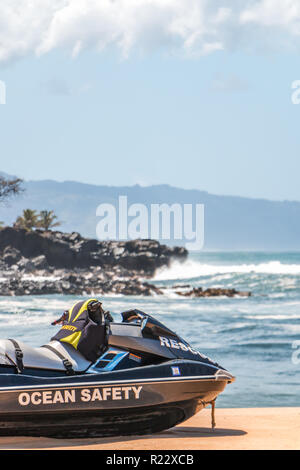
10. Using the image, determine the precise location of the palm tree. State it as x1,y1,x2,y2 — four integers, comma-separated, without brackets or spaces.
37,210,61,231
14,209,39,231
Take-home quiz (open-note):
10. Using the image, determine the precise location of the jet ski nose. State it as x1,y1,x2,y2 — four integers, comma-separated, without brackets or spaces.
215,369,236,383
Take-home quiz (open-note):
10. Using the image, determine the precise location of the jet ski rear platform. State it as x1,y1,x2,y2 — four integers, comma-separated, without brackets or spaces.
0,310,235,437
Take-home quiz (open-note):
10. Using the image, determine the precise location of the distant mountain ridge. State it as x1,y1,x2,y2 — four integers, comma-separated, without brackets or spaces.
0,175,300,250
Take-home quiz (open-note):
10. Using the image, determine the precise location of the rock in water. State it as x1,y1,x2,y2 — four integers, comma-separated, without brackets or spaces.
176,287,251,298
0,228,187,296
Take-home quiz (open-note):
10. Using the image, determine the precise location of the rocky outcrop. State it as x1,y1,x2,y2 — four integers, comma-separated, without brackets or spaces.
0,227,187,274
176,287,251,298
0,271,163,297
0,227,186,297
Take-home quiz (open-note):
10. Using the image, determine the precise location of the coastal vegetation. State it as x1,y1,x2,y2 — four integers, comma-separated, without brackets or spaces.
0,175,23,228
0,176,23,203
0,176,60,232
38,210,61,231
14,209,61,231
14,209,39,231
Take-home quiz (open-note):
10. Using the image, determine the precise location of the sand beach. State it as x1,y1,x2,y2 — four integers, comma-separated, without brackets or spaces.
0,407,299,451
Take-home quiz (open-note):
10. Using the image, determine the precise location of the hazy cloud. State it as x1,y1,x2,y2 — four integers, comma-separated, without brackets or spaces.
1,0,300,64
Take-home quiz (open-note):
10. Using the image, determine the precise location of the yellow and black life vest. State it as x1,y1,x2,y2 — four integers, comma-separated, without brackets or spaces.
51,298,107,362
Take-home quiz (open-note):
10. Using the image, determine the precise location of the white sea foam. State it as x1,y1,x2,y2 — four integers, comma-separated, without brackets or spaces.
246,314,300,320
22,275,60,282
154,259,300,281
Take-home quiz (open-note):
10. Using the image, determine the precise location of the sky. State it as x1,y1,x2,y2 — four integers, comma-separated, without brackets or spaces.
1,0,300,201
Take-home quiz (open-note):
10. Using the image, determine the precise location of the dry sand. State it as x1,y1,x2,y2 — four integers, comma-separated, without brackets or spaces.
0,407,299,450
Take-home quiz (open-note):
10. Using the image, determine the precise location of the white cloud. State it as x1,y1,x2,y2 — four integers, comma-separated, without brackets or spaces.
241,0,300,31
1,0,300,64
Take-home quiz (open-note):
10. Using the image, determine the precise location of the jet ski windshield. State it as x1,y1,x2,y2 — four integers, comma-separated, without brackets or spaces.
119,309,225,371
121,309,179,340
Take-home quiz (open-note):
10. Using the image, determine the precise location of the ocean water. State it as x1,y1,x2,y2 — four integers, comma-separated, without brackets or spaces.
0,251,299,408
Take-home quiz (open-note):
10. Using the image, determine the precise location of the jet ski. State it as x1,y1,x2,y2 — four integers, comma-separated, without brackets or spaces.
0,309,234,437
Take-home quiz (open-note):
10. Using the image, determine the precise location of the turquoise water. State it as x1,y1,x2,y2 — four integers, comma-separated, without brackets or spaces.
0,251,299,408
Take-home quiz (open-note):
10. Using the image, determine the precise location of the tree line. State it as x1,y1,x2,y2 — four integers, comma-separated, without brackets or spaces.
0,176,61,231
14,209,61,231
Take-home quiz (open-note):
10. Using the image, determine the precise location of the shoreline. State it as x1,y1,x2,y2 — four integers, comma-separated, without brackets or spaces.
0,228,250,298
0,407,299,450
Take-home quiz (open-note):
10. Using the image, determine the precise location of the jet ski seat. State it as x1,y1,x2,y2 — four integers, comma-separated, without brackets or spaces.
0,322,145,375
0,339,92,373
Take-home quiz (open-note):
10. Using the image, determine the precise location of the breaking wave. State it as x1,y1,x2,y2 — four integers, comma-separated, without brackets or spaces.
154,259,300,281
